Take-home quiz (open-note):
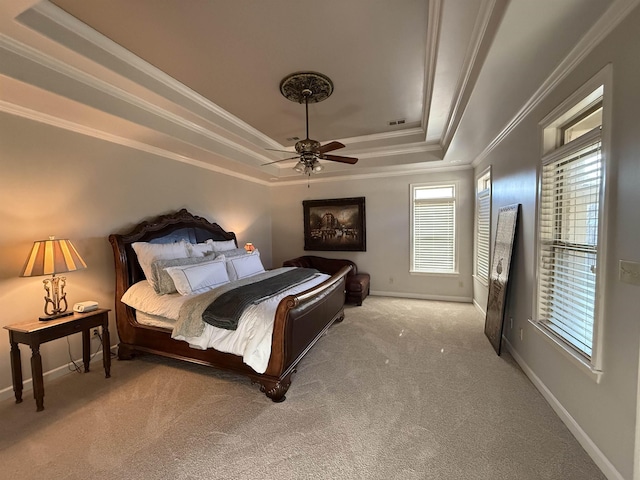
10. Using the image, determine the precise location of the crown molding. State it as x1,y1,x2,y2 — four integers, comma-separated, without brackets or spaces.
0,99,270,186
1,94,465,187
472,0,640,167
337,127,424,146
420,0,442,135
8,1,456,180
440,0,507,152
21,1,444,155
0,33,276,168
0,35,463,187
353,141,442,159
270,163,471,187
23,1,283,150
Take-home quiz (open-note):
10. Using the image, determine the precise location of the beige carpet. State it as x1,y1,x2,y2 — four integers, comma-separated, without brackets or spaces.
0,297,605,480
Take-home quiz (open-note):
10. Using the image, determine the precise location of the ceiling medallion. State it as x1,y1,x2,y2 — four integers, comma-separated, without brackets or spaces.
279,72,334,104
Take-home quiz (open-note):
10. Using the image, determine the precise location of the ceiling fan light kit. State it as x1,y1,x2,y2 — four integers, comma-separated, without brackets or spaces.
265,71,359,177
294,159,324,175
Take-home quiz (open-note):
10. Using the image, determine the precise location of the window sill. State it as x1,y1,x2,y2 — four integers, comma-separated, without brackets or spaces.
409,270,459,277
528,319,603,383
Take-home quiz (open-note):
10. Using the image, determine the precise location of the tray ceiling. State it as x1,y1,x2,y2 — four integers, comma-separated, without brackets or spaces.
0,0,622,184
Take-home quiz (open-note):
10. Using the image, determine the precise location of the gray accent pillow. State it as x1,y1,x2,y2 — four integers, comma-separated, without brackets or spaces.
218,248,249,259
151,255,215,295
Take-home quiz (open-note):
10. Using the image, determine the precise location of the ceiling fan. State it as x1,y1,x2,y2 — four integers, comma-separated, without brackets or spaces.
262,72,358,176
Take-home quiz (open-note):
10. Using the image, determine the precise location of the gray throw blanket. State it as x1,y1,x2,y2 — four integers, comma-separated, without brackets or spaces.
202,268,319,330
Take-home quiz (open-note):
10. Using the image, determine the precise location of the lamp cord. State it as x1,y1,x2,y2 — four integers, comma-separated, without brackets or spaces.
66,329,109,373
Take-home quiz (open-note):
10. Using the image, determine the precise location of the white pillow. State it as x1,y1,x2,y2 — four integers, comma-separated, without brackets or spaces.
165,256,230,295
186,242,215,257
151,255,216,295
121,281,188,321
207,239,237,253
132,241,189,289
225,249,265,281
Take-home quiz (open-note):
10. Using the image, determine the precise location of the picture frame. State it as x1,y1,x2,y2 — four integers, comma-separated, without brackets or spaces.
303,197,366,251
484,203,520,355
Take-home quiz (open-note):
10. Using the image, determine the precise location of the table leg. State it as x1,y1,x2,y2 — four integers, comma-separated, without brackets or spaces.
102,319,111,378
82,329,91,373
30,344,44,412
9,338,23,404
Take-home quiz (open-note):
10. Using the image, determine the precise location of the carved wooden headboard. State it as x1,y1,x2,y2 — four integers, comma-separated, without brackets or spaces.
109,209,237,301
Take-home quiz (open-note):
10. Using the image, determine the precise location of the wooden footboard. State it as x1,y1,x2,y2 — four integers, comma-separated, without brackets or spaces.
260,265,350,401
109,209,350,402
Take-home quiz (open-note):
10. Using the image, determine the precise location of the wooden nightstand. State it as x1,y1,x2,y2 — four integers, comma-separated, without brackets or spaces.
4,308,111,411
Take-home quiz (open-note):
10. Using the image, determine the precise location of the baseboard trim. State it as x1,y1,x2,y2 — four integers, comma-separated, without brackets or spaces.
0,346,117,404
504,337,623,480
472,298,486,319
370,291,472,303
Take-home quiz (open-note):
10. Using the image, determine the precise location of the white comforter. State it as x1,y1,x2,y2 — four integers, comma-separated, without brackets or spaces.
121,270,330,374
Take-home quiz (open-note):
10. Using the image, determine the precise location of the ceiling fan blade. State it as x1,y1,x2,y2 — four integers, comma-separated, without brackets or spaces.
261,156,299,166
318,141,345,154
321,154,358,165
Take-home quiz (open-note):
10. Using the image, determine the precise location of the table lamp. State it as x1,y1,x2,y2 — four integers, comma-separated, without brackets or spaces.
21,236,87,321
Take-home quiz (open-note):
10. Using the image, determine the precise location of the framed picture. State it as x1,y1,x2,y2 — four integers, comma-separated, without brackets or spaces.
484,203,520,355
303,197,366,251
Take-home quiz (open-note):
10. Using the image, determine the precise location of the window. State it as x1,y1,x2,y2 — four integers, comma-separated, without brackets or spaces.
535,72,609,376
560,102,602,145
475,170,491,284
411,184,456,273
538,139,601,357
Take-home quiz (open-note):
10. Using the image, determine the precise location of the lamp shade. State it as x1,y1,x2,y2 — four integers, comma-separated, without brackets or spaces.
21,237,87,277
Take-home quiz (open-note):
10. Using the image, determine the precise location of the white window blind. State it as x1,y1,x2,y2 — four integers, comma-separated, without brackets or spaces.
412,185,456,273
476,174,491,283
538,140,602,358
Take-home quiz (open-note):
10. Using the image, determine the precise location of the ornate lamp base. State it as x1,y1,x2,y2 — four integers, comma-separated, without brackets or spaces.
39,275,72,321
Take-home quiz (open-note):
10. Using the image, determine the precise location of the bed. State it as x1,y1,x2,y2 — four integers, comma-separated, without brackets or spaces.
108,209,350,402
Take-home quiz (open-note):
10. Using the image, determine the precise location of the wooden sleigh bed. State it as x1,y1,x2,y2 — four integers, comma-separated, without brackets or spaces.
109,209,350,402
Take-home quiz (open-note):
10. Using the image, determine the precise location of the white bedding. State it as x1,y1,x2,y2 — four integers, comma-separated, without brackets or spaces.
135,311,176,329
121,270,330,374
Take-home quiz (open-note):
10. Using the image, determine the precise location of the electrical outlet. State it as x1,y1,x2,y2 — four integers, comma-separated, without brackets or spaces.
93,328,99,336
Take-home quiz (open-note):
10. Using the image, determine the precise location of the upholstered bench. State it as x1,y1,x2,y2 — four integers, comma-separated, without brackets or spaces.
282,255,370,306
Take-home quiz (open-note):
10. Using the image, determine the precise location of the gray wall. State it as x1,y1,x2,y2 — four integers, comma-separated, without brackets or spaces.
473,6,640,479
0,112,273,399
270,169,474,302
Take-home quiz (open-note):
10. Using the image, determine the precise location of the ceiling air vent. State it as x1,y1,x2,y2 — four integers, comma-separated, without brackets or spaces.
388,119,406,126
286,136,300,141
